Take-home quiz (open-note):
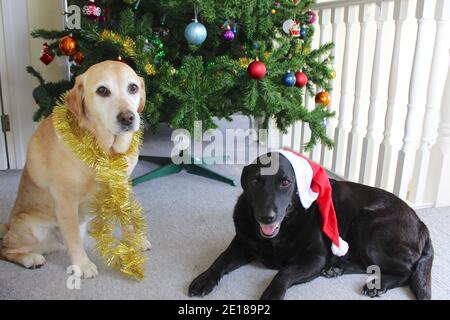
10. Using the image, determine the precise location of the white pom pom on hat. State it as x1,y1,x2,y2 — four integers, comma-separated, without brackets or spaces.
276,148,349,257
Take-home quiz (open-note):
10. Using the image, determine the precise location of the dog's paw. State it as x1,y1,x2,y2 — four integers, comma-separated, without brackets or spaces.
260,287,286,300
72,260,98,279
188,272,219,297
363,284,387,298
320,265,344,278
22,253,46,269
141,239,152,252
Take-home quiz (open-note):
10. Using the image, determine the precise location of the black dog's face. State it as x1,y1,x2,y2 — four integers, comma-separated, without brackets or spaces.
241,153,297,238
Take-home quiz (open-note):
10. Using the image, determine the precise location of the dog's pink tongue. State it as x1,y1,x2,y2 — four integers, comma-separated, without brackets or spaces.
260,224,278,236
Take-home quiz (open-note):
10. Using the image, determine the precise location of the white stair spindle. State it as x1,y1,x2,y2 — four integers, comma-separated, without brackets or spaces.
332,5,359,175
321,7,344,169
394,0,437,199
291,120,303,152
310,9,331,162
409,0,450,204
375,0,411,190
345,3,375,181
359,1,390,185
302,92,313,151
426,51,450,207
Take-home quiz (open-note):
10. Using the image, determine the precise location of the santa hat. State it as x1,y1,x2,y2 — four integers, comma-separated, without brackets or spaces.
277,148,349,257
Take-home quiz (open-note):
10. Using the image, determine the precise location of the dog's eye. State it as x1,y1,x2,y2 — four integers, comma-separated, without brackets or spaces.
128,83,139,94
96,86,110,97
280,179,291,187
251,178,262,187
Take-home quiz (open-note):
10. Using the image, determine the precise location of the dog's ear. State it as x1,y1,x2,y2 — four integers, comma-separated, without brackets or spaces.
240,164,252,190
66,75,85,121
138,76,146,113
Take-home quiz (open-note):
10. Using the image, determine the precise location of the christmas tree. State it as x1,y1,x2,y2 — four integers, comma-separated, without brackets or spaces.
29,0,335,150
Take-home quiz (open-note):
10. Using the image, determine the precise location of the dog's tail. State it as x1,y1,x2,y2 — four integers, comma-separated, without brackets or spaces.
0,224,8,240
410,234,433,300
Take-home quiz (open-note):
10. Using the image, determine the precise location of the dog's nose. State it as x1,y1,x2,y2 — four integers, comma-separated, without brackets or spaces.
260,212,276,224
117,111,134,126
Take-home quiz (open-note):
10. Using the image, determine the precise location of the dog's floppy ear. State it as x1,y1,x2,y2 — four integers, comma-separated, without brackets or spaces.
66,75,85,121
240,164,252,190
138,76,146,113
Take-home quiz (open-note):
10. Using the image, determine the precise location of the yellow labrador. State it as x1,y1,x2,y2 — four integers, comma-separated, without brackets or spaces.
0,61,151,278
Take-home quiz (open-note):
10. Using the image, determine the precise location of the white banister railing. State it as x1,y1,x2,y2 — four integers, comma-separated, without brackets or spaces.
268,0,450,208
332,4,358,176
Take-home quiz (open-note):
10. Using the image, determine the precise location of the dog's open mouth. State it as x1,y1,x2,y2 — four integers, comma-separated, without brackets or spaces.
259,223,280,238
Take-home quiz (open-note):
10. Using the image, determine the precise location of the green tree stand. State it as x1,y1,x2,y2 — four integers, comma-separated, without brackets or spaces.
132,151,236,187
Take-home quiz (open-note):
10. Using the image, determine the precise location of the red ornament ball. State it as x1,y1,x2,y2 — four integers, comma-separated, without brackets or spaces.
247,60,266,80
73,51,84,65
295,71,308,87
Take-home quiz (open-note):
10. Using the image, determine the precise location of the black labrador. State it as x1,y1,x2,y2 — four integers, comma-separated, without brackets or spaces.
188,152,433,300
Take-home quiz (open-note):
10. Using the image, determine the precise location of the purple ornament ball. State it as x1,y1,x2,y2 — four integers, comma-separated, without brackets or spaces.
222,29,235,42
307,10,316,24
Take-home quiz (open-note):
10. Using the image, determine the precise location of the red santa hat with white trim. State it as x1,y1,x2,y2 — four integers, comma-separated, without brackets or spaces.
277,148,349,257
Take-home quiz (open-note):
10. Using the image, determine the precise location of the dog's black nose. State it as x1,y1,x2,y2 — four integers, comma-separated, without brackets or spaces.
117,111,134,126
260,212,276,224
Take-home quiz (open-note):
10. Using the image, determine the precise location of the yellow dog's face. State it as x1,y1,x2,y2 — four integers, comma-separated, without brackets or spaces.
66,60,145,135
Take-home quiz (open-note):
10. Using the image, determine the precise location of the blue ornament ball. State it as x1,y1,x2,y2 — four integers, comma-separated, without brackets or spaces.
300,27,307,39
282,71,296,87
185,20,207,45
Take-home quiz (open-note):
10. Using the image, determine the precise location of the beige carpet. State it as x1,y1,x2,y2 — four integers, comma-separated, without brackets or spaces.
0,118,449,300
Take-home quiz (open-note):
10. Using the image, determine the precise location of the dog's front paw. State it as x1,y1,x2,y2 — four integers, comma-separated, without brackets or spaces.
22,253,46,269
363,284,386,298
70,260,98,279
260,286,286,300
188,271,219,297
320,265,344,278
141,239,152,251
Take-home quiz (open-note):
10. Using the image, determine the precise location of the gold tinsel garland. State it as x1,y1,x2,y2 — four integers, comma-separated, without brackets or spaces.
52,95,147,281
99,30,137,58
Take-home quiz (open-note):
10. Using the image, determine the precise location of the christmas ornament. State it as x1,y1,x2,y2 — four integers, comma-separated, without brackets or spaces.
145,64,156,76
290,21,301,37
271,9,277,14
59,35,78,56
40,43,54,65
247,59,266,80
282,71,296,87
222,26,235,42
185,19,207,45
315,91,331,106
53,94,147,280
282,19,295,34
300,26,307,39
82,0,101,20
238,57,252,69
123,0,137,4
329,70,336,79
98,7,109,23
307,10,317,24
273,1,281,7
295,71,308,87
276,149,349,256
73,51,84,65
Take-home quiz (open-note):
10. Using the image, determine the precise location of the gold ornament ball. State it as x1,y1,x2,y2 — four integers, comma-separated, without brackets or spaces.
329,70,336,79
59,35,78,56
315,91,331,106
271,9,277,14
